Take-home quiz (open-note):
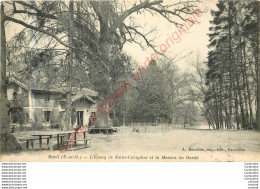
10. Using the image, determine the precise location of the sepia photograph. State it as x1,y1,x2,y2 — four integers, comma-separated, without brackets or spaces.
0,0,259,162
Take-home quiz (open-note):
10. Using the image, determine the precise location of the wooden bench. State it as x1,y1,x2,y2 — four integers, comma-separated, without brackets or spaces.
22,137,51,150
59,135,65,142
61,138,91,151
77,138,91,148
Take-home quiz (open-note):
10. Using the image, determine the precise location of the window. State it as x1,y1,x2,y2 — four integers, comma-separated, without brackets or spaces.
24,113,29,123
77,111,84,126
45,93,50,101
18,87,22,94
60,111,65,119
13,92,17,100
44,111,51,122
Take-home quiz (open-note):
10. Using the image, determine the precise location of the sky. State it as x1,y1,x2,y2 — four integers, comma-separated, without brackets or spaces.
122,0,218,73
5,0,218,73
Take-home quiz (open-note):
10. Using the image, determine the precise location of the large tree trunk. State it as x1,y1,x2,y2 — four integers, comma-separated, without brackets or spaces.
234,55,246,129
219,78,223,129
212,82,219,129
0,3,21,153
256,2,260,130
122,91,128,127
243,40,254,127
227,2,234,129
239,36,249,128
64,0,74,130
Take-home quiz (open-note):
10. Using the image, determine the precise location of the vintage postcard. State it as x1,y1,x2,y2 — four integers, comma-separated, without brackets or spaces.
0,0,259,162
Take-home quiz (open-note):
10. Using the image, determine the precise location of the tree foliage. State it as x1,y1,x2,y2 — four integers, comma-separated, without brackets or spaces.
204,1,259,130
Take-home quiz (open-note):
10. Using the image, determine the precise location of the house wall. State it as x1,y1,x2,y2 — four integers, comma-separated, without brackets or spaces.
90,104,97,112
72,99,92,126
30,92,63,125
7,82,98,128
59,101,66,111
32,93,62,108
7,83,29,107
7,83,30,125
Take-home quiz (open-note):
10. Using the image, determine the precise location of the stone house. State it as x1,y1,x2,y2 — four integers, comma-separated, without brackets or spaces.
7,78,98,129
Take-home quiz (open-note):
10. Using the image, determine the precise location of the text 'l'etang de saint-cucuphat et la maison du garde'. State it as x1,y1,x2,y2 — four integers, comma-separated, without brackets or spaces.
88,8,203,125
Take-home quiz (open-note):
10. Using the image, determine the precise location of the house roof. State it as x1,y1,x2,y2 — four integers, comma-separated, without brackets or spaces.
8,77,98,103
31,88,65,94
8,78,30,91
77,88,98,97
8,77,65,94
71,88,98,104
72,94,95,104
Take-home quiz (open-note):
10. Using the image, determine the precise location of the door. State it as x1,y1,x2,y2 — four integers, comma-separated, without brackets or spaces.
77,111,84,126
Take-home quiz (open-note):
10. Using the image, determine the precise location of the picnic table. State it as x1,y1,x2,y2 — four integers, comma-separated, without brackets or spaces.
32,130,88,151
88,127,119,134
